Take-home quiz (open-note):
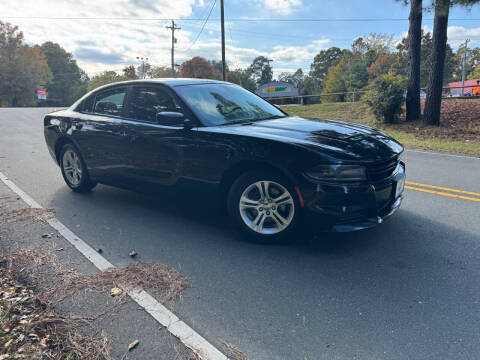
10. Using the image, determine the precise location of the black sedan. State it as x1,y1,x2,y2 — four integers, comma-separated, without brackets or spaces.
44,79,405,241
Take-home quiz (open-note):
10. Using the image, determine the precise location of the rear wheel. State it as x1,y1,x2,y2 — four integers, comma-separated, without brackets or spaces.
60,144,96,192
228,171,300,242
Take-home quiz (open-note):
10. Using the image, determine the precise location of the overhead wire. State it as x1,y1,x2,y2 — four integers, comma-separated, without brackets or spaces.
185,0,217,51
3,16,480,22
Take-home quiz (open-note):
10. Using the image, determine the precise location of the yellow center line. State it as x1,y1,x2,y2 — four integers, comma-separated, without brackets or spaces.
405,185,480,202
406,181,480,198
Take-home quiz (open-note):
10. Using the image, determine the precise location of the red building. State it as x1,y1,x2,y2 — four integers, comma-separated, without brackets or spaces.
448,79,480,96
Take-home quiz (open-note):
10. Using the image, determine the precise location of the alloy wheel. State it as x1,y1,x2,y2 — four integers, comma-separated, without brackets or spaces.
239,180,295,235
62,149,82,186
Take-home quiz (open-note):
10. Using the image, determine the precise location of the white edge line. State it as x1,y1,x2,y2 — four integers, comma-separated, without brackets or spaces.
0,171,228,360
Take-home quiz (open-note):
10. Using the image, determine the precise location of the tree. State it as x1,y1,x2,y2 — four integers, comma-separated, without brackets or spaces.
424,0,450,125
424,0,480,125
342,54,370,97
469,64,480,79
278,69,304,88
179,57,221,79
309,47,349,89
41,42,88,106
405,0,423,121
87,71,128,92
227,68,256,91
351,33,395,55
321,59,348,102
210,60,229,74
123,65,138,80
455,46,480,80
0,22,52,107
397,30,455,87
249,56,273,87
368,53,407,80
147,66,172,78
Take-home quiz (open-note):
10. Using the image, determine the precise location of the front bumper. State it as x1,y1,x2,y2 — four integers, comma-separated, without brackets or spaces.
300,163,406,232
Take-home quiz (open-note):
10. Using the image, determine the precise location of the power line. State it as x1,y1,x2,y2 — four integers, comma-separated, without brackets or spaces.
185,0,217,51
3,16,480,22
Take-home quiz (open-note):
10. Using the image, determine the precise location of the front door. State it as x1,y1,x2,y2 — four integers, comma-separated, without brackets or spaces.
123,85,194,186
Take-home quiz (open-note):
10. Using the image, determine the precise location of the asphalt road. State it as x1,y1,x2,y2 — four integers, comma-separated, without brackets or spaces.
1,108,480,360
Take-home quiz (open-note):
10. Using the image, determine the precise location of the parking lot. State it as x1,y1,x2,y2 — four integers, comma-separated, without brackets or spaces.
1,108,480,360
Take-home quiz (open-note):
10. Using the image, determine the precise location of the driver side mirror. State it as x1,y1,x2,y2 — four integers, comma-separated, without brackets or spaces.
156,111,185,126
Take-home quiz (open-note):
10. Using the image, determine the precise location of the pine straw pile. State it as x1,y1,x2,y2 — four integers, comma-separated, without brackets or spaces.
5,250,189,304
0,206,55,224
0,261,111,360
398,98,480,142
0,249,189,359
223,343,248,360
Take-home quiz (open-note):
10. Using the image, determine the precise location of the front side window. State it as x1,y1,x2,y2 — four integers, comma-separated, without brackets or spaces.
174,83,286,126
127,86,181,123
94,87,126,117
77,95,94,113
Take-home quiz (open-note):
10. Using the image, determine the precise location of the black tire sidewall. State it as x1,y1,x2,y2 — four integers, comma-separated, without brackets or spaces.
228,170,300,242
60,144,95,192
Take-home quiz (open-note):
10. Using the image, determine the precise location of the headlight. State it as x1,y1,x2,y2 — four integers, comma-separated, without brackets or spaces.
305,164,367,182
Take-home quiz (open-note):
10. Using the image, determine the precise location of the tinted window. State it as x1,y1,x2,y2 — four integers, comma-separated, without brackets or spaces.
94,88,126,117
77,95,94,113
127,86,181,123
174,83,285,126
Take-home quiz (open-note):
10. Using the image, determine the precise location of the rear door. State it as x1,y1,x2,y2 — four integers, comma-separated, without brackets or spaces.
123,84,197,186
72,86,131,183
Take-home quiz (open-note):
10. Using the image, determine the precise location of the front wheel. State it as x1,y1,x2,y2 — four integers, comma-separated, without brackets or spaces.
60,144,96,192
228,171,300,242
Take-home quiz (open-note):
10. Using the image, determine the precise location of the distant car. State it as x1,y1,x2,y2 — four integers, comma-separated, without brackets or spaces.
44,79,405,241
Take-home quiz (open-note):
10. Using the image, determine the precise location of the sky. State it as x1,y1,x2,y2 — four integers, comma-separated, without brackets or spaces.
1,0,480,78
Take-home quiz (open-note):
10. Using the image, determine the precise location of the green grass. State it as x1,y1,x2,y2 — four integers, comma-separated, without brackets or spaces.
283,102,480,156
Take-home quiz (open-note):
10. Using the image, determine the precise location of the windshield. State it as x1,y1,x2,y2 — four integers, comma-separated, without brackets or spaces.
174,83,286,126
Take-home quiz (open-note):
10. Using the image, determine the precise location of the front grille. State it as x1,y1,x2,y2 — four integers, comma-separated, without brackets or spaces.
367,157,399,183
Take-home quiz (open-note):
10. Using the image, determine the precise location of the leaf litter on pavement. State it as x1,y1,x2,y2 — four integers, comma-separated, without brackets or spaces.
0,248,189,359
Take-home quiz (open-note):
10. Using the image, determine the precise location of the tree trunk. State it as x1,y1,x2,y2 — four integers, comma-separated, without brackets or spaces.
405,0,422,122
424,0,450,126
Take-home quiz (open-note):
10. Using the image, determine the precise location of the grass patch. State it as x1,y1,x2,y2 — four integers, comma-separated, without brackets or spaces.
283,102,480,156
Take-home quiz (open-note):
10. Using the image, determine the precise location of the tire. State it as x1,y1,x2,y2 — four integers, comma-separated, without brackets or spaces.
59,143,96,193
227,170,300,242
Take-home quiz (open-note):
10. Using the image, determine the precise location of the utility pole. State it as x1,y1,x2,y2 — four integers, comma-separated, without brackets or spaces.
220,0,226,81
166,20,181,77
461,39,470,96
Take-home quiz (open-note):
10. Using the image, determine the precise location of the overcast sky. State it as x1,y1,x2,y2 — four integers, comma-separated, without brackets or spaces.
1,0,480,77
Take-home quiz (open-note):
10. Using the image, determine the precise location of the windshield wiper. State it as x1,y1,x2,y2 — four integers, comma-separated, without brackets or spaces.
219,120,254,126
258,115,287,121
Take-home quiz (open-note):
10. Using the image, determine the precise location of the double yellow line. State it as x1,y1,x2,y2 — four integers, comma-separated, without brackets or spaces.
405,181,480,203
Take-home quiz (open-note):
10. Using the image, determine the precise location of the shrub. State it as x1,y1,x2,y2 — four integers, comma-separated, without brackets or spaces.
365,72,405,123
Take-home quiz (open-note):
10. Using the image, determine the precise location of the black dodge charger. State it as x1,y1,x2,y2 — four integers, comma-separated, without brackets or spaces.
44,79,405,241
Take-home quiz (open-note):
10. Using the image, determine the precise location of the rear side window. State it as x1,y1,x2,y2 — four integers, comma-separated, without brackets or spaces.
126,86,182,123
77,95,94,113
94,88,127,117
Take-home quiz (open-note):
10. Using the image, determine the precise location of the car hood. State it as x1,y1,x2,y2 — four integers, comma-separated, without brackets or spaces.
202,116,403,162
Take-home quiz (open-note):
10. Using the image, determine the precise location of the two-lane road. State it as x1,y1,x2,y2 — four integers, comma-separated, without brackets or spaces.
1,108,479,360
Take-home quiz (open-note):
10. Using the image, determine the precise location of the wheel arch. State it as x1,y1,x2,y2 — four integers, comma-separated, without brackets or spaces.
54,137,79,165
219,160,297,202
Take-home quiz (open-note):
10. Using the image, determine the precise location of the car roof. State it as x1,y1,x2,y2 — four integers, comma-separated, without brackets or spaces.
107,78,230,87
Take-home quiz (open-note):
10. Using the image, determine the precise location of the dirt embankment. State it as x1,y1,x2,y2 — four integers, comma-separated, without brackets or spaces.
407,98,480,142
